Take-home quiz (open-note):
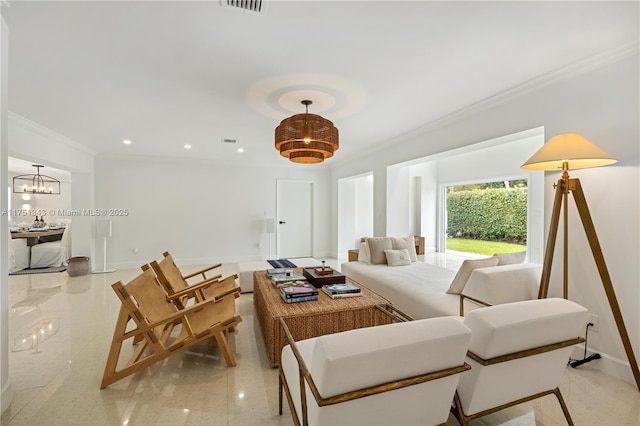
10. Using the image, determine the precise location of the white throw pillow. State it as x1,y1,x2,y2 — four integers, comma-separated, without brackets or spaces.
446,257,500,295
493,251,526,265
357,242,370,263
384,249,412,266
366,237,393,265
391,236,418,262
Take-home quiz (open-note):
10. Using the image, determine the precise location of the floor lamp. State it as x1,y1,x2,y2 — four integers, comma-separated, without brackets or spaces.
521,132,639,391
92,219,116,274
265,218,275,260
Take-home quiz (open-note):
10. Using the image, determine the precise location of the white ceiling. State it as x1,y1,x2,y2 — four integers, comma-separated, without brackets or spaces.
3,1,638,168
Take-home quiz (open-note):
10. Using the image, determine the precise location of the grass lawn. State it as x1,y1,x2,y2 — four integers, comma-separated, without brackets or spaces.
446,238,525,256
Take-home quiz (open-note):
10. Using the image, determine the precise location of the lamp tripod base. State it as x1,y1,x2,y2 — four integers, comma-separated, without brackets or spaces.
92,269,117,274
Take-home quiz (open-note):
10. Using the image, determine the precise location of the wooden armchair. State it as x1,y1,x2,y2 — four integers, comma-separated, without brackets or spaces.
451,298,588,426
279,312,472,426
100,267,242,389
150,251,238,309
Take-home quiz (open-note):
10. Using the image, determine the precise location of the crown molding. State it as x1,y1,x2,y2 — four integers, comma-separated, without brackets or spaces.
8,112,97,157
330,41,640,168
95,152,332,171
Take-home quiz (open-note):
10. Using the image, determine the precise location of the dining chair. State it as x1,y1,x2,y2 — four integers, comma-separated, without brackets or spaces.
8,234,31,273
29,221,71,269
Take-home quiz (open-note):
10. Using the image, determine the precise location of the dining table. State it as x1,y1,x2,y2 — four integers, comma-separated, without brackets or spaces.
10,228,65,246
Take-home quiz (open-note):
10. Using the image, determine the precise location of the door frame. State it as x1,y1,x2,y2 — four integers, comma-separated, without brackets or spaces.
276,179,314,259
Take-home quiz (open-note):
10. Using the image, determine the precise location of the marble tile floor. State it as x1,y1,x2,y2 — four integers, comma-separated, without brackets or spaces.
2,255,639,426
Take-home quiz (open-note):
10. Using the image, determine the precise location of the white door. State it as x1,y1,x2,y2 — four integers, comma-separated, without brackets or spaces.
277,180,313,259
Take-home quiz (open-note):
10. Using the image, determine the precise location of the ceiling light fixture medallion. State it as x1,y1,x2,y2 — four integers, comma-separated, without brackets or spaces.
275,100,339,164
12,165,61,195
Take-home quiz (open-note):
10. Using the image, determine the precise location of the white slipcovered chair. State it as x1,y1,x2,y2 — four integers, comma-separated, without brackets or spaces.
8,235,31,273
30,222,71,269
279,315,472,426
452,298,588,426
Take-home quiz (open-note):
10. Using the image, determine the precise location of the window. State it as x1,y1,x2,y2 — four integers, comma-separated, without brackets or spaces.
445,179,527,256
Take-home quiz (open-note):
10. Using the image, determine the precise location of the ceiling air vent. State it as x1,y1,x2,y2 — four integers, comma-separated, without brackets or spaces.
222,138,237,144
221,0,267,15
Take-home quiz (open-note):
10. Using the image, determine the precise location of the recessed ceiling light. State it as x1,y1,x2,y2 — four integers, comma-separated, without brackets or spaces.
184,144,192,149
237,148,244,153
123,139,131,145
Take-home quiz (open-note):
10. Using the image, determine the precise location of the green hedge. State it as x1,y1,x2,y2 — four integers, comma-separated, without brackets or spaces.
446,188,527,243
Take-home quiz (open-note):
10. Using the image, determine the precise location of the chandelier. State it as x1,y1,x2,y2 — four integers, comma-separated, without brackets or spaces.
13,165,61,195
275,100,339,164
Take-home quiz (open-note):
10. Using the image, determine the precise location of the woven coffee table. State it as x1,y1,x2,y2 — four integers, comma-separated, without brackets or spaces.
253,269,393,367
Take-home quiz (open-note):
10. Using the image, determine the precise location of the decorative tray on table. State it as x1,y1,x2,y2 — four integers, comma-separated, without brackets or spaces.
302,265,346,288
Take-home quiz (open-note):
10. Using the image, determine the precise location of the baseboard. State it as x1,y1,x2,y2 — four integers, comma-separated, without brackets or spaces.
1,377,13,415
571,344,637,387
113,254,338,271
112,255,268,270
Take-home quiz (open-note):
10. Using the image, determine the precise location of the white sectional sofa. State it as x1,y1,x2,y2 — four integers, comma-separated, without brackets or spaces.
341,237,541,320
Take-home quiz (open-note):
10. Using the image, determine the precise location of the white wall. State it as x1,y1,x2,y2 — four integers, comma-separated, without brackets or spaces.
354,175,373,242
386,164,411,236
1,14,10,415
337,177,355,259
412,162,438,251
94,156,332,269
329,52,640,385
337,173,373,260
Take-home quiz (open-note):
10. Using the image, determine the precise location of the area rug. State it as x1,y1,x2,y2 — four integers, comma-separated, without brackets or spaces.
267,259,297,268
9,266,67,275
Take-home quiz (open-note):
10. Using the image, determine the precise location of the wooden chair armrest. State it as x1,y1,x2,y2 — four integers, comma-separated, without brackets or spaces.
183,263,223,280
168,277,240,302
166,275,224,301
125,296,223,339
459,293,492,316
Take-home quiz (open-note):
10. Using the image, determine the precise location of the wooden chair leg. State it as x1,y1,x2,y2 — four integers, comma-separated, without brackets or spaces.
101,308,130,389
213,331,236,367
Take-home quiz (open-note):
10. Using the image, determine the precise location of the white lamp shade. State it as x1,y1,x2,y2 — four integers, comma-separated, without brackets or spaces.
521,133,617,171
265,218,275,234
96,219,112,238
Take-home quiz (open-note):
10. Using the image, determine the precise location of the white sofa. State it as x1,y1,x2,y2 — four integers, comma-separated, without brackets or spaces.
341,238,541,320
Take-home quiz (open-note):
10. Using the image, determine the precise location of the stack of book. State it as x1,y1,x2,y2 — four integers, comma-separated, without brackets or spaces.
280,283,319,303
321,282,362,299
267,270,307,288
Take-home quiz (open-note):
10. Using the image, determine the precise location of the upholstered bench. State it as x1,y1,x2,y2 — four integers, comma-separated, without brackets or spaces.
236,257,320,293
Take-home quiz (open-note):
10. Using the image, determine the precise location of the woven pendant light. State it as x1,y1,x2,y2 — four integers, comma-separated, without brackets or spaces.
275,100,339,164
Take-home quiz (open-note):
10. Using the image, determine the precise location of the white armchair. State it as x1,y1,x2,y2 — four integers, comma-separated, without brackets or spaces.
452,298,588,426
30,222,71,269
279,315,472,426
